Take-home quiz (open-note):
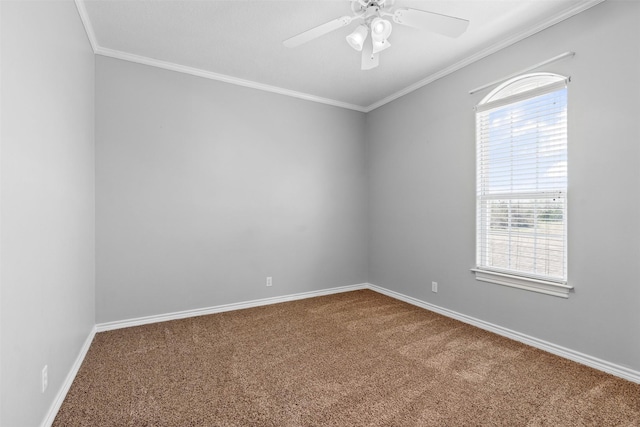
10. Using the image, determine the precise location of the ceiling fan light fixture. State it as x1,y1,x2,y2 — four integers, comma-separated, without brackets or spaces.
282,0,469,70
370,17,392,54
346,24,369,51
370,17,392,41
372,39,391,54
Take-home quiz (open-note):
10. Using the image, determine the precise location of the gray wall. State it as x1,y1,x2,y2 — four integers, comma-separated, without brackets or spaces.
1,1,96,426
2,3,636,425
95,57,368,323
368,0,640,372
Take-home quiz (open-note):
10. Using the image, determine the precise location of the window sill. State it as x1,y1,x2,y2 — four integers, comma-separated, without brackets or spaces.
471,268,573,298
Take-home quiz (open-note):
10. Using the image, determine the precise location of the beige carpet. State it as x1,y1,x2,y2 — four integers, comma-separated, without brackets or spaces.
54,290,639,426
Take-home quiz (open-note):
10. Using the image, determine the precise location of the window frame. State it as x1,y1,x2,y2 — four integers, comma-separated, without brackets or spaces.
472,73,572,298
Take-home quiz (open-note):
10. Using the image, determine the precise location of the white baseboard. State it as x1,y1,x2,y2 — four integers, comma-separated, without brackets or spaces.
41,325,97,427
43,283,367,424
96,283,368,332
42,280,639,425
366,283,640,384
94,281,640,384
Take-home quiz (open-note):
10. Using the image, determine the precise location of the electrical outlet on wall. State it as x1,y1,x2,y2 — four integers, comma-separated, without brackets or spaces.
42,365,48,393
266,276,272,287
431,281,438,293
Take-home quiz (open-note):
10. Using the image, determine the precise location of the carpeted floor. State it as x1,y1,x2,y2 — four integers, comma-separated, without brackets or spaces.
54,290,639,426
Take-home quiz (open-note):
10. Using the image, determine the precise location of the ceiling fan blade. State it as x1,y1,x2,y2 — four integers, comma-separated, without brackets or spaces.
283,16,353,48
393,8,469,38
361,38,379,70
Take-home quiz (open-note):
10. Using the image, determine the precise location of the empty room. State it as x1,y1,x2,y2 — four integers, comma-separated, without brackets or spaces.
1,0,639,425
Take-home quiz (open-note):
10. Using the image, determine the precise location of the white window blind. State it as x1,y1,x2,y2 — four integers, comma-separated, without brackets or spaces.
475,74,569,295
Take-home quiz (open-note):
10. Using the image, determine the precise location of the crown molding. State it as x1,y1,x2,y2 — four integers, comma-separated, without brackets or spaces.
363,0,605,112
75,0,605,114
74,0,98,53
95,47,368,113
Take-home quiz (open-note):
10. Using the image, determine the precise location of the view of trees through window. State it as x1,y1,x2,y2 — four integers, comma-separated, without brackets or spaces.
483,198,565,278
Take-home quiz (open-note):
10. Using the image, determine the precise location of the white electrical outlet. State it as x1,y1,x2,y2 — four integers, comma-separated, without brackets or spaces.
42,365,48,393
431,281,438,293
266,276,272,287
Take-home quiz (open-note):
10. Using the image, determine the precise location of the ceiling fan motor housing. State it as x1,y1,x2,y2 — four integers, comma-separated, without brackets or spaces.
353,0,394,16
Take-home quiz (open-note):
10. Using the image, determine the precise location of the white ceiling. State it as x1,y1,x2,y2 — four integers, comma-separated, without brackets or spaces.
78,0,602,111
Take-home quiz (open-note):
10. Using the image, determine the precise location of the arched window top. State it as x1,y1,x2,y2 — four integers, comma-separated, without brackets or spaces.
479,72,569,108
476,73,570,112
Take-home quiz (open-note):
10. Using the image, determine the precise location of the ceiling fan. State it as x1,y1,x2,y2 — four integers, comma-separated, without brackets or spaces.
283,0,469,70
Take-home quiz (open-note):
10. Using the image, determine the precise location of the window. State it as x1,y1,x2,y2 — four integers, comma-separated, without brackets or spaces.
473,73,572,298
